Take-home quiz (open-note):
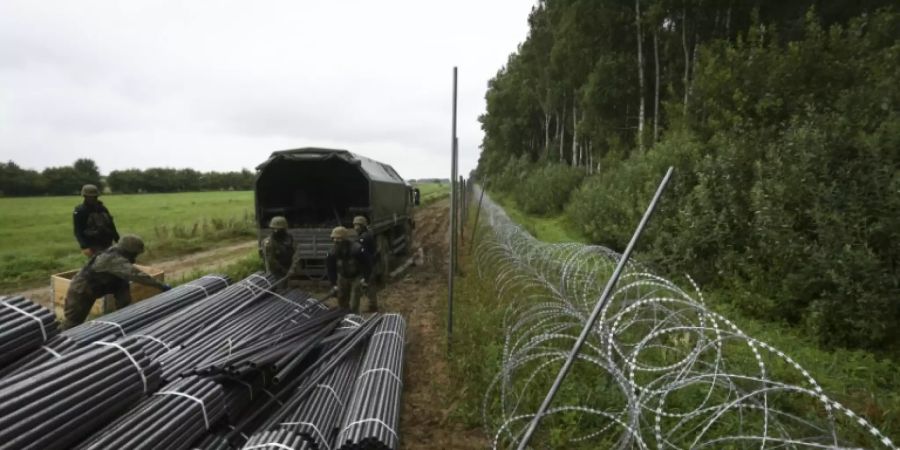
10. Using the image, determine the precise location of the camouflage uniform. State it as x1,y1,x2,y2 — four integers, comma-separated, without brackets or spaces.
327,227,376,313
262,233,298,279
62,239,168,329
73,200,119,253
262,216,300,281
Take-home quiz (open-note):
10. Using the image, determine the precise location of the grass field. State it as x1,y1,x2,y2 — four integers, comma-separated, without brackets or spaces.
0,191,256,291
413,181,450,205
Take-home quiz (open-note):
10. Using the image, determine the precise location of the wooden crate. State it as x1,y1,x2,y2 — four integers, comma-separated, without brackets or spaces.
51,264,165,318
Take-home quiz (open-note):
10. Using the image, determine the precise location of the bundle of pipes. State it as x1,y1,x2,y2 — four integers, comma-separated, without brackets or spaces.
242,429,311,450
0,338,161,450
273,347,364,450
183,307,345,380
156,290,333,381
77,376,226,450
335,314,407,450
0,295,58,368
193,433,234,450
129,273,278,360
232,315,385,448
0,275,230,379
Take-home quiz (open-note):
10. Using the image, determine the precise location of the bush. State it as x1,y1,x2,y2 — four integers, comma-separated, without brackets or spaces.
514,163,585,215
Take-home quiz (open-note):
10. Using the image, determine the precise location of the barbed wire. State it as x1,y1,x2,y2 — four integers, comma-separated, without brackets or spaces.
473,190,895,450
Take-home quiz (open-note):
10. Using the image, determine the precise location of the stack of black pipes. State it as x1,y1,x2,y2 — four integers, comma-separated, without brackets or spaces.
335,314,407,450
0,337,161,450
274,347,364,449
157,290,332,381
236,315,391,450
0,296,58,368
242,429,312,449
0,275,229,378
129,273,277,361
76,376,226,450
69,278,345,449
184,307,345,380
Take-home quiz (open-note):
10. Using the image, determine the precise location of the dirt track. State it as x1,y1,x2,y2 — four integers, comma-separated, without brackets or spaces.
379,199,486,449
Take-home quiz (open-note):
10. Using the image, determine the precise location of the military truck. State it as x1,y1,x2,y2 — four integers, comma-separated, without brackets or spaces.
254,147,417,279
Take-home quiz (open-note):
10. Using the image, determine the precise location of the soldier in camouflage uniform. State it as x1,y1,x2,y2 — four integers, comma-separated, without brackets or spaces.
73,184,120,257
326,226,377,313
352,215,377,258
62,235,171,329
262,216,301,280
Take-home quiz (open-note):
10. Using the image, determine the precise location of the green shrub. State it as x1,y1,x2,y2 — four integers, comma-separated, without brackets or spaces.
514,163,585,215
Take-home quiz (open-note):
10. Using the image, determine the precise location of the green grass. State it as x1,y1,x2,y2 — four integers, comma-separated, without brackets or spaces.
445,196,900,446
414,182,451,206
171,251,264,287
490,191,583,243
0,191,256,291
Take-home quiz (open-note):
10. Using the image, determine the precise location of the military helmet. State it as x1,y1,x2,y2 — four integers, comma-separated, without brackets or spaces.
352,216,368,226
118,234,145,254
81,184,100,197
331,226,348,240
269,216,288,229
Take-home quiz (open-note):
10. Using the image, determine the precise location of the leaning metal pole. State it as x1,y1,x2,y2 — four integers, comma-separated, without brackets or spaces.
516,166,674,449
469,179,487,254
448,67,458,353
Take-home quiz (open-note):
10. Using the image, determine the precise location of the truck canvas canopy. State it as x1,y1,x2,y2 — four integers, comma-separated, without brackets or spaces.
255,147,409,229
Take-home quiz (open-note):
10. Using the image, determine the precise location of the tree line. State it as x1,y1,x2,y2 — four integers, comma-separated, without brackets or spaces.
0,159,255,196
478,0,899,350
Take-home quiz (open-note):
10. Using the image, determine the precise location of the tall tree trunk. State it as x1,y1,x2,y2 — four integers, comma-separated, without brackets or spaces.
682,5,690,115
653,25,660,143
559,102,566,163
635,0,646,153
554,111,561,162
544,109,551,159
726,1,732,37
571,101,578,166
688,33,698,110
588,140,593,174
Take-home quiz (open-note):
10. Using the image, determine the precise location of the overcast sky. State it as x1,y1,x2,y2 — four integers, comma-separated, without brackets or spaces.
0,1,533,179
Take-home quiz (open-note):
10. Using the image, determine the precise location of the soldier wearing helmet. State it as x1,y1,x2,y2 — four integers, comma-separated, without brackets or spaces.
73,184,120,257
262,216,301,280
62,234,171,329
326,226,377,313
352,215,377,258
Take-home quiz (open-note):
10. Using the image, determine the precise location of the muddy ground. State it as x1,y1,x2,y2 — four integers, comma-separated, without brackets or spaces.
385,198,486,449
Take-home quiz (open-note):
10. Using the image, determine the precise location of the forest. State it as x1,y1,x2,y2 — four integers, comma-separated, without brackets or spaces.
0,159,255,195
476,0,899,350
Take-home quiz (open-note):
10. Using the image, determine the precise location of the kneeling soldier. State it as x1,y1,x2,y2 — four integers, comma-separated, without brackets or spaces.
62,234,171,329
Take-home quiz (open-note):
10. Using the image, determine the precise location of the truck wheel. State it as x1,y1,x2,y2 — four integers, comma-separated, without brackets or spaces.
376,234,391,284
399,222,413,255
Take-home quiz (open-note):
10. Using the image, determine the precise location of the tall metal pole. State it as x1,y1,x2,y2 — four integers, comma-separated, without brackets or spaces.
516,167,674,449
448,67,458,353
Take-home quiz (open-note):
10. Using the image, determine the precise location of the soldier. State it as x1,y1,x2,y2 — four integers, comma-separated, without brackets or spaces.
73,184,120,257
326,226,377,313
262,216,300,280
352,215,377,257
62,234,171,329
